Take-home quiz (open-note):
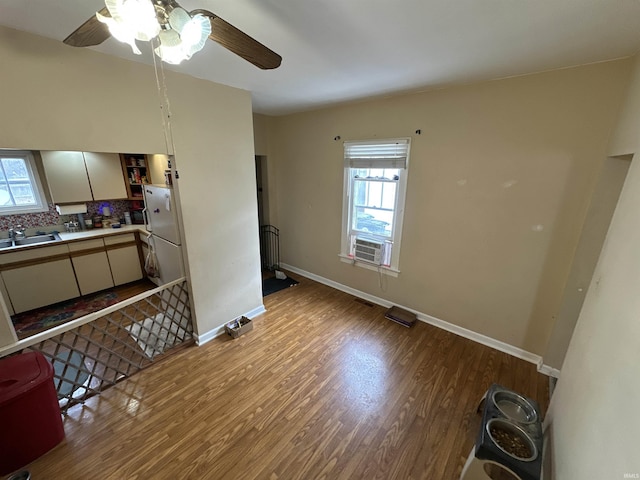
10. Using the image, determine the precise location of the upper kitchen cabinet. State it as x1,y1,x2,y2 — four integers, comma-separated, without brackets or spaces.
41,151,91,203
41,151,127,204
83,153,128,200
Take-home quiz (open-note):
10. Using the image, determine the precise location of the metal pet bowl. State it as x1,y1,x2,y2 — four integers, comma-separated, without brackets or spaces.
491,390,538,424
486,418,538,462
8,472,31,480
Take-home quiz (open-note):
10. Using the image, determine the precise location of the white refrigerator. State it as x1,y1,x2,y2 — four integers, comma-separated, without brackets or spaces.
143,185,184,286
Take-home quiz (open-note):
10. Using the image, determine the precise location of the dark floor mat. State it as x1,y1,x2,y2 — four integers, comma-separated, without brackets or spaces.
262,276,299,297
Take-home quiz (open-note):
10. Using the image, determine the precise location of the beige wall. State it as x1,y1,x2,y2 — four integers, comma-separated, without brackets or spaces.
545,53,640,479
0,25,262,345
546,156,640,477
543,155,630,370
609,55,640,156
253,113,270,156
254,113,280,227
259,59,632,356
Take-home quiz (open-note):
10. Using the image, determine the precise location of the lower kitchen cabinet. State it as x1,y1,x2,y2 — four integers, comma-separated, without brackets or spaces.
107,245,143,286
1,259,80,314
72,252,115,295
69,238,115,296
0,232,144,319
0,277,14,316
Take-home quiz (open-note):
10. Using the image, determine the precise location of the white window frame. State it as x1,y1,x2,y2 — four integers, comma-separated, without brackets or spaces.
0,150,49,215
340,138,410,275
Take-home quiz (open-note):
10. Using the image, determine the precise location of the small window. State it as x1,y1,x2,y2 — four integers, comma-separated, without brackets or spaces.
340,139,410,273
0,150,48,215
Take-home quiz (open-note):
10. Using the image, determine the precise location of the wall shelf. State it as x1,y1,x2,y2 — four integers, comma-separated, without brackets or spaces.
120,153,151,200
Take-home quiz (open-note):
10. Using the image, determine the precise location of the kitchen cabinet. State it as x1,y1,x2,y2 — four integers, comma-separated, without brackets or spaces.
0,276,14,316
83,152,128,200
120,153,152,200
0,231,145,318
69,239,114,296
105,233,143,285
0,244,79,314
40,151,92,203
41,151,127,203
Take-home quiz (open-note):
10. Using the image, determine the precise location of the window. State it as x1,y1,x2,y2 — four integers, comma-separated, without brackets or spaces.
340,138,410,273
0,150,48,215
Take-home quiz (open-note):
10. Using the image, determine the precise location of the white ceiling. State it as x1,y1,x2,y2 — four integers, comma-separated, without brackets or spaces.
2,0,640,115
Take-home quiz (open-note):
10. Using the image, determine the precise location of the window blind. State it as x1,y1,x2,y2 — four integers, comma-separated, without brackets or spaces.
344,139,410,169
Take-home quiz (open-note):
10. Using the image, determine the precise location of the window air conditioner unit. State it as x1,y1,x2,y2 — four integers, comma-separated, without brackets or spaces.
354,237,385,265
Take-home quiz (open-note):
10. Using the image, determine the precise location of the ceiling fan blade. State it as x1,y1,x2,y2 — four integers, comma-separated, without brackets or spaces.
192,9,282,70
63,7,111,47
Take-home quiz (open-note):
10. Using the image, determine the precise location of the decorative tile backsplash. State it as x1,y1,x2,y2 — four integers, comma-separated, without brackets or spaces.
85,199,140,221
0,200,143,231
0,204,61,231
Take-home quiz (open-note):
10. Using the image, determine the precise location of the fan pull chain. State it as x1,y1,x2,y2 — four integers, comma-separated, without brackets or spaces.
150,39,178,160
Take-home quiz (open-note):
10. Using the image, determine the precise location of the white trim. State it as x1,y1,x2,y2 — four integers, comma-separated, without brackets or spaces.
245,304,267,319
195,304,267,346
537,362,561,378
281,263,547,369
0,150,48,215
195,324,226,346
338,254,400,277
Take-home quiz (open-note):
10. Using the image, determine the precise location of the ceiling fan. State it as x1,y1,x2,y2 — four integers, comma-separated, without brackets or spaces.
63,0,282,69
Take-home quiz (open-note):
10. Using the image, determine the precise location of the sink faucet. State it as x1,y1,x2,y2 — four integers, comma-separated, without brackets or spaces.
9,225,26,240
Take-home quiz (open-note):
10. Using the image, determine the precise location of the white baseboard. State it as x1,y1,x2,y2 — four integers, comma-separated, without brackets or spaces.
195,304,267,346
195,324,226,346
537,362,561,378
245,304,267,319
281,263,551,372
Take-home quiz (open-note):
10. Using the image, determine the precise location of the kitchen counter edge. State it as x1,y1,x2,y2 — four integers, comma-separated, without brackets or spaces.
0,225,147,253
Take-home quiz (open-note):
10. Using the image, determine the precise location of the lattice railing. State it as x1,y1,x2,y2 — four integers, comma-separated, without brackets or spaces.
4,279,193,414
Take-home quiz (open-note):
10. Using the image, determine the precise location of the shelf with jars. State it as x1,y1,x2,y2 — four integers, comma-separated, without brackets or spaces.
120,153,151,200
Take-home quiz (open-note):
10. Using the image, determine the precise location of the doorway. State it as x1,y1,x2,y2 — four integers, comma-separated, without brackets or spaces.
255,155,274,272
254,156,299,296
255,155,267,227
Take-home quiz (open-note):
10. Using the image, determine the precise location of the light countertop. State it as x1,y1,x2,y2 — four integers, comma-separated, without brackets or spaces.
0,225,149,254
58,224,146,242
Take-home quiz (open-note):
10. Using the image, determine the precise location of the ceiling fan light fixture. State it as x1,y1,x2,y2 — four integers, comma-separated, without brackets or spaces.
153,11,211,64
155,29,188,64
98,0,160,53
158,28,181,47
96,11,142,54
168,7,191,32
181,14,211,52
68,0,279,69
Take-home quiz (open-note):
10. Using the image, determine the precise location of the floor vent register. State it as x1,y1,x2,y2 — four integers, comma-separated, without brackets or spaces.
385,306,417,328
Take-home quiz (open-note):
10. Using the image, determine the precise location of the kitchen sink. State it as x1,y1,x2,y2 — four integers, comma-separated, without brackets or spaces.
13,234,59,246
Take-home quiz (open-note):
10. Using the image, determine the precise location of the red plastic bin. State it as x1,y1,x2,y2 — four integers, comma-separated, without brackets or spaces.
0,351,65,475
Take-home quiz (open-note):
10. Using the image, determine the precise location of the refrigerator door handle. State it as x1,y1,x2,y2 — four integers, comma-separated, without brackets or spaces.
142,207,150,232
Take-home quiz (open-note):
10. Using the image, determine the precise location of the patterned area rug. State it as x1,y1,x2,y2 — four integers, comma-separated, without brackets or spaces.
12,291,120,339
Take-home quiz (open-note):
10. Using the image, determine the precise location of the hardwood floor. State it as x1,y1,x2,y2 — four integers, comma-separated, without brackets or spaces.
22,274,548,479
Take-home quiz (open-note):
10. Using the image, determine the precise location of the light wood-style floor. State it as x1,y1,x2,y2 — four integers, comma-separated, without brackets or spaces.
22,274,548,479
